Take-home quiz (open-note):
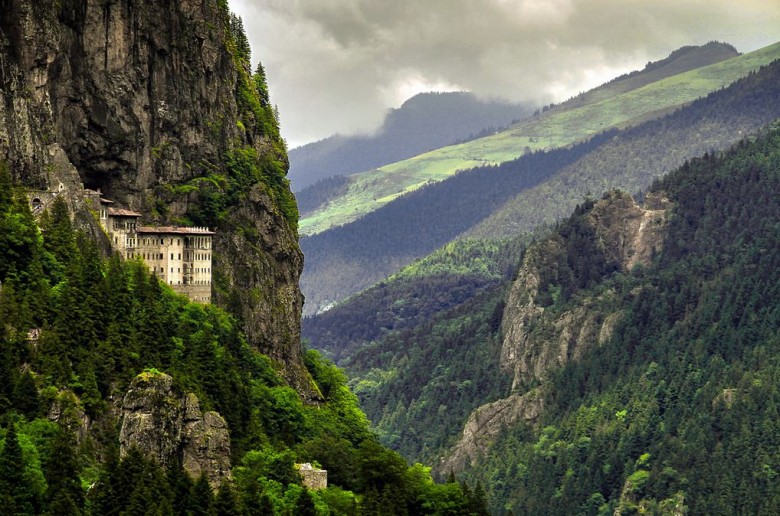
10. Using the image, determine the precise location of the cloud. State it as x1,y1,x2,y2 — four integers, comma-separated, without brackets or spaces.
229,0,780,147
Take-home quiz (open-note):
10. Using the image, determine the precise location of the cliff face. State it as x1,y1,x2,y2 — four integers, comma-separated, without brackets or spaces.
439,191,671,474
0,0,314,397
119,371,231,488
501,190,671,391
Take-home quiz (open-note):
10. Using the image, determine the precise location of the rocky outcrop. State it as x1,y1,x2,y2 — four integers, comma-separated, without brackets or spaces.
587,190,671,271
439,389,543,475
439,191,672,475
501,190,670,390
119,371,231,488
0,0,315,398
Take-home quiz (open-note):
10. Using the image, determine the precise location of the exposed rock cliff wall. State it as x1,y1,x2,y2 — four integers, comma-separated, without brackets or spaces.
439,191,671,475
119,371,231,488
501,191,671,390
0,0,314,397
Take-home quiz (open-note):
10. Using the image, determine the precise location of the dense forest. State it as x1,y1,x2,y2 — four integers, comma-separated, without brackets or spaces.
336,123,780,514
303,237,527,362
0,1,491,513
300,59,780,314
349,285,513,463
288,92,531,191
0,166,491,514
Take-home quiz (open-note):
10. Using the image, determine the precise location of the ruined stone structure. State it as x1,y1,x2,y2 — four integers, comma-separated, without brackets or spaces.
296,463,328,490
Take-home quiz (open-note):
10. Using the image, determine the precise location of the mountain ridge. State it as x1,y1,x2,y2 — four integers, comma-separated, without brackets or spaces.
299,40,779,236
289,91,532,192
335,124,780,513
301,57,780,315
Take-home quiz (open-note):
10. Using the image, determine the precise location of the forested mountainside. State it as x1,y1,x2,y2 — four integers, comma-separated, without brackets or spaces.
0,176,488,514
304,237,527,362
0,1,485,514
300,58,780,315
298,41,775,237
0,0,310,393
465,59,780,239
345,124,780,514
288,92,531,191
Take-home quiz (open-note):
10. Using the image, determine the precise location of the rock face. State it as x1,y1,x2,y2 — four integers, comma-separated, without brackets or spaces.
0,0,315,397
439,191,671,475
501,190,670,391
439,389,543,474
119,371,231,488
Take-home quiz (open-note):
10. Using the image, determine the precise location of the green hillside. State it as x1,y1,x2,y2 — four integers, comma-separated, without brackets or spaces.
0,170,490,515
468,123,780,515
300,41,780,236
340,125,780,513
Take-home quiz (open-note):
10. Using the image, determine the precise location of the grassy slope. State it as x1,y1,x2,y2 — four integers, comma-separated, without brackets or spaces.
300,41,780,236
464,58,780,240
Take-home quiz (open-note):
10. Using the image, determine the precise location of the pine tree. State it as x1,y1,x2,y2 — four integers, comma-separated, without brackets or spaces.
12,371,40,420
43,425,84,515
253,63,270,108
187,474,213,516
0,424,35,515
212,481,240,516
470,481,489,516
40,196,76,273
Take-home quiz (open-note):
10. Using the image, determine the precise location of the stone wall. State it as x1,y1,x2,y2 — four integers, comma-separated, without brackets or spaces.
296,463,327,490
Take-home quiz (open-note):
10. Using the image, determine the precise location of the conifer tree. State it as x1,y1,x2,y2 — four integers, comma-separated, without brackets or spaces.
40,197,76,272
12,371,40,420
212,481,240,516
470,481,489,516
0,424,35,515
253,62,270,108
187,474,213,516
44,426,84,515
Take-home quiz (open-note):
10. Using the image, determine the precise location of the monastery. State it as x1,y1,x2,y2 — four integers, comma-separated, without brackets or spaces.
96,196,214,303
27,184,214,303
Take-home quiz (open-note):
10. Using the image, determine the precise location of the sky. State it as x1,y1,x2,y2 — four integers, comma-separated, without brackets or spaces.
228,0,780,148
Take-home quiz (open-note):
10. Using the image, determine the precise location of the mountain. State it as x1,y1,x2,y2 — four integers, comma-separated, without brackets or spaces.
342,123,780,513
299,41,766,236
289,91,532,191
300,56,780,315
0,0,312,393
303,237,527,362
0,1,480,513
453,124,780,514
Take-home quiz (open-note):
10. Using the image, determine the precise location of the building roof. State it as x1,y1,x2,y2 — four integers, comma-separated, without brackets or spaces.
137,226,215,235
99,198,114,204
108,208,142,217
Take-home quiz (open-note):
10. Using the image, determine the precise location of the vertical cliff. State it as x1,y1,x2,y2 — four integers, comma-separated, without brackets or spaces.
439,190,672,474
0,0,315,397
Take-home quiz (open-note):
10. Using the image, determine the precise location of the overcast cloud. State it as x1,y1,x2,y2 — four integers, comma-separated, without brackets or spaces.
228,0,780,148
